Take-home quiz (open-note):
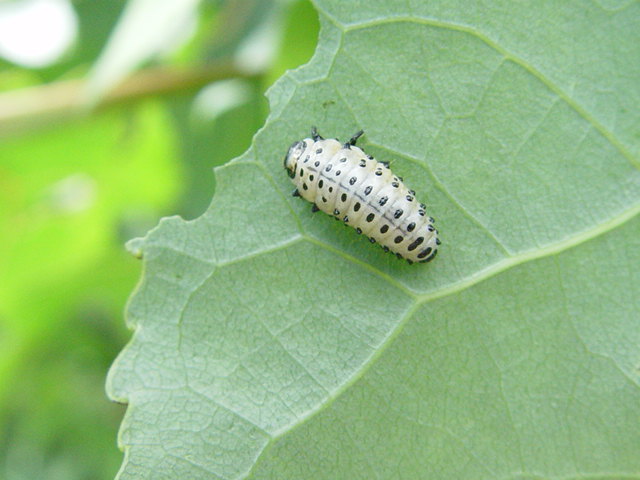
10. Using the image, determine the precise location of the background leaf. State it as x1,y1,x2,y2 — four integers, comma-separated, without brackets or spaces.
0,1,318,478
108,1,640,479
85,0,201,102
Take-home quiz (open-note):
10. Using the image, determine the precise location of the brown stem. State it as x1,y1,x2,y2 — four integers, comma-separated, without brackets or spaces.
0,62,254,137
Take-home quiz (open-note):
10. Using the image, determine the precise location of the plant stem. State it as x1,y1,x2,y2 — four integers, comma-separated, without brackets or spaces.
0,62,255,137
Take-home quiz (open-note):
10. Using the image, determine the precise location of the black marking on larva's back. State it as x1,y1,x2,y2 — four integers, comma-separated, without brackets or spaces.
284,127,439,264
407,237,424,251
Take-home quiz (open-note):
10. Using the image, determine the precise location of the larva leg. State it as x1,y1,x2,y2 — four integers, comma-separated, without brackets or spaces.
311,126,323,141
344,129,364,148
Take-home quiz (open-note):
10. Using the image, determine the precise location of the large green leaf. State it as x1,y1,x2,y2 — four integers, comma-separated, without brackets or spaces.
108,1,640,478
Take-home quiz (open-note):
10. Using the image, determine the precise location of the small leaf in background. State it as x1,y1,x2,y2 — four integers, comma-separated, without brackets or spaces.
85,0,201,102
108,1,640,479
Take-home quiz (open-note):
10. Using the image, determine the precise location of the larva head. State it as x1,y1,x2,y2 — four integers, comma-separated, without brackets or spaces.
284,139,310,179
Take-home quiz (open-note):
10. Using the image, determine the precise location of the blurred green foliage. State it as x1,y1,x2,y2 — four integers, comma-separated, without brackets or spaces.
0,1,319,478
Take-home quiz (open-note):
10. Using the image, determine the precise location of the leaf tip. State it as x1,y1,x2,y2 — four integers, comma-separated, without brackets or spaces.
125,237,145,259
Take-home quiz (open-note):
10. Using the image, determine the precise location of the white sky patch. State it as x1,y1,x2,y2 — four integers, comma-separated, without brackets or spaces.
0,0,77,68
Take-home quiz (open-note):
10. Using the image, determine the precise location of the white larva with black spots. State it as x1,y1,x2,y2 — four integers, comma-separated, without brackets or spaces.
284,128,440,264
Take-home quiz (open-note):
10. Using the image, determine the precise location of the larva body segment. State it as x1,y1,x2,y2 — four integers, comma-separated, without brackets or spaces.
284,129,439,264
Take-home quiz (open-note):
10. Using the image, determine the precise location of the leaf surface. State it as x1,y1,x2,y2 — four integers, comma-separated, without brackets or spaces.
109,1,640,478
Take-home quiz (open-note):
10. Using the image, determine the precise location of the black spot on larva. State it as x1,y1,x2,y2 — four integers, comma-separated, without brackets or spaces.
354,202,361,212
349,176,357,185
407,237,424,251
428,225,435,232
380,224,389,234
343,215,349,223
322,196,327,203
329,187,333,192
383,246,390,252
409,190,416,195
325,164,332,172
316,148,323,154
292,189,300,197
429,216,435,223
341,193,347,202
422,249,438,262
367,155,374,160
394,235,403,244
309,174,314,181
417,247,433,259
318,180,324,188
335,170,341,176
314,161,320,167
312,204,319,212
364,186,373,195
394,209,403,219
299,168,304,176
392,182,399,188
407,259,414,265
406,195,414,202
436,238,442,245
340,157,347,162
398,176,404,181
407,222,416,232
303,183,308,190
356,228,362,234
382,161,390,168
369,237,376,243
420,203,426,209
359,159,366,167
375,170,382,176
304,157,309,163
366,213,375,222
418,210,425,216
333,209,340,215
378,196,388,206
396,253,403,259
